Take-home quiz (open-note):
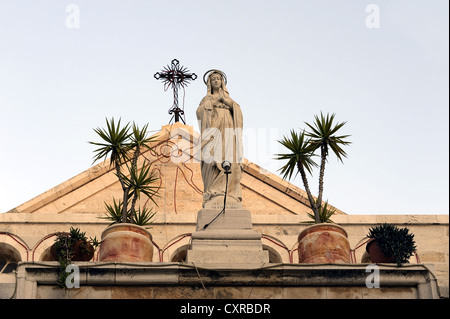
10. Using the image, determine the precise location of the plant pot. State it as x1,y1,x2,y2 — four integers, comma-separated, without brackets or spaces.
365,238,395,263
49,240,95,262
99,223,153,262
297,223,351,264
71,240,95,261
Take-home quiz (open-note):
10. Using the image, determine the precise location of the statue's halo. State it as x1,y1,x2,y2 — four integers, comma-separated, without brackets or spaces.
203,69,227,86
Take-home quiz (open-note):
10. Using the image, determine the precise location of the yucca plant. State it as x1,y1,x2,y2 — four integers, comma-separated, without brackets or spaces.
102,198,124,225
120,161,158,221
276,112,351,223
131,206,157,227
90,118,159,224
101,198,156,227
305,201,336,224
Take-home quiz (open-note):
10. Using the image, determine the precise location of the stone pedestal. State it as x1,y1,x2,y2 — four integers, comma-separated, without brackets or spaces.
186,198,269,267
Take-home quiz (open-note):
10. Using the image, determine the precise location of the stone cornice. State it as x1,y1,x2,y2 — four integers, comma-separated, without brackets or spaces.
15,262,441,299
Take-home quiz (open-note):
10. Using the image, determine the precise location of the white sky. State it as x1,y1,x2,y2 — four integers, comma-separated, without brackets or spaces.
0,0,448,215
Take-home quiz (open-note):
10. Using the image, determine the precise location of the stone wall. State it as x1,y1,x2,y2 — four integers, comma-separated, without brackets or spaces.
1,213,448,298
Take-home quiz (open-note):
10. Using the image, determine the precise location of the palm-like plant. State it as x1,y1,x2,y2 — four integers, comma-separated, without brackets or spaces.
305,201,336,224
90,118,159,224
276,112,351,223
91,118,131,169
120,161,159,220
102,198,124,225
277,130,318,215
102,198,156,227
131,206,157,226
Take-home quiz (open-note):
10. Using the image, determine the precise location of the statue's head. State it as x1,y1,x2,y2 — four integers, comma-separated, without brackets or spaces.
210,72,222,91
203,69,228,95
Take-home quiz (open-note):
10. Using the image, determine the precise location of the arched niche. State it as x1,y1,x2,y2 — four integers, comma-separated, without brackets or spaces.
0,243,22,274
262,245,283,263
170,244,189,263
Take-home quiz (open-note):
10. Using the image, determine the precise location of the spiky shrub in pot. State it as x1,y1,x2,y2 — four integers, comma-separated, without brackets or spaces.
367,223,417,266
52,227,100,288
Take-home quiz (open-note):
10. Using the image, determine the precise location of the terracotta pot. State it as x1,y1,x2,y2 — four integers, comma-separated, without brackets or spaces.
99,224,153,262
49,240,95,262
71,240,95,261
366,238,395,263
297,223,351,264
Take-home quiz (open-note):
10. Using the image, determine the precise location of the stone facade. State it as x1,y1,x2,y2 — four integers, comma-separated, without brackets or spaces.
1,123,448,299
15,263,440,299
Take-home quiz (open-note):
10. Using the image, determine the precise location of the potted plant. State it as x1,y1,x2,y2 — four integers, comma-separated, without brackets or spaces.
276,112,352,263
365,223,417,266
304,201,336,224
101,197,156,227
50,227,100,287
297,201,351,263
89,118,159,262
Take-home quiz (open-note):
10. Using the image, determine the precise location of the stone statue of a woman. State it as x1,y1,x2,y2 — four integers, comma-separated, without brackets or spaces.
196,70,243,207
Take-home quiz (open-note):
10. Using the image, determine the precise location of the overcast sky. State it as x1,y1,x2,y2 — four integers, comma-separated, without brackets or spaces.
0,0,448,215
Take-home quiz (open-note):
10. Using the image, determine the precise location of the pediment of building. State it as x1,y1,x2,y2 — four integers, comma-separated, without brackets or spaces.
7,123,345,217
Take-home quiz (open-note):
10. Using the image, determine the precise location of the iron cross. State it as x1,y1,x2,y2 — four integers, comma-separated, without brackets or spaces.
154,59,197,124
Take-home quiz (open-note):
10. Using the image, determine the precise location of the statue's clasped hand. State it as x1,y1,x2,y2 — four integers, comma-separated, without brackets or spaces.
212,98,230,109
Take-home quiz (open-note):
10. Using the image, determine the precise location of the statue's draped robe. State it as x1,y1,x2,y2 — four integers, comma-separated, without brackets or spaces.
196,94,243,203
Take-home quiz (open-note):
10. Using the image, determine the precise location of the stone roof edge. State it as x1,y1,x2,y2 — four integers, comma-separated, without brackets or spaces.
6,126,172,214
242,159,346,215
1,212,448,225
5,160,112,214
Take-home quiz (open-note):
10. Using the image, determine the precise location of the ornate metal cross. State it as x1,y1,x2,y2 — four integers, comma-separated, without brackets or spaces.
154,59,197,124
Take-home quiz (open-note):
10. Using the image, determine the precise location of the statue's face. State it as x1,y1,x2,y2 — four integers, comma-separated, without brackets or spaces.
210,73,222,91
